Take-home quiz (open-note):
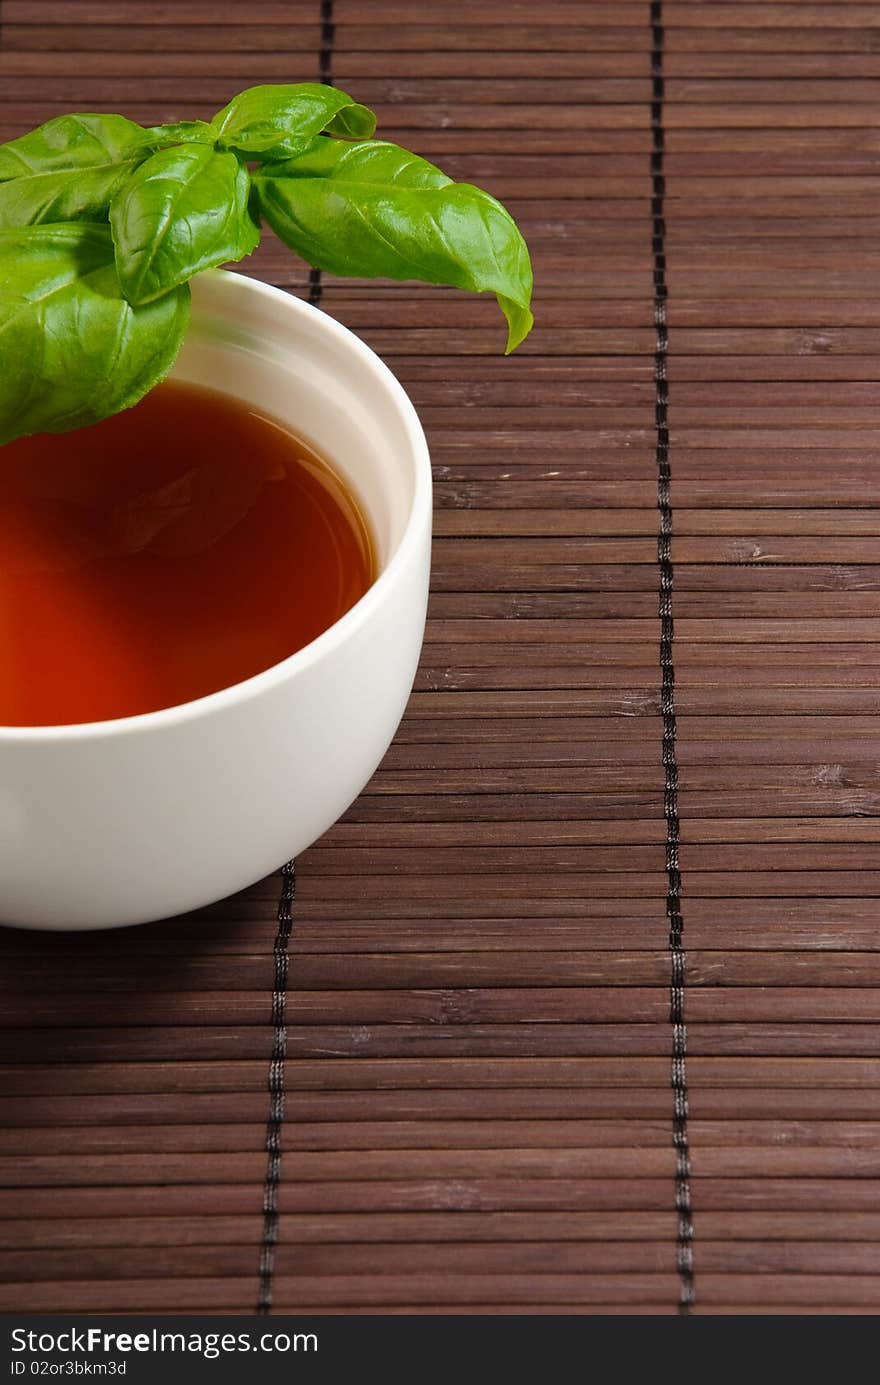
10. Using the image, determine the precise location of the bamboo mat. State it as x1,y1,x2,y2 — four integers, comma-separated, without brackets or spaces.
2,0,880,1317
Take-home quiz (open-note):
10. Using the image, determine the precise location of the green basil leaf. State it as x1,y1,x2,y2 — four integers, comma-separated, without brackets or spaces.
0,163,141,230
0,112,152,228
0,112,149,181
110,143,259,306
211,84,376,158
0,223,189,446
255,139,533,352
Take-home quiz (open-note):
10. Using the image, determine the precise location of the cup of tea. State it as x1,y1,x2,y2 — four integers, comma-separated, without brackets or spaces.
0,271,432,929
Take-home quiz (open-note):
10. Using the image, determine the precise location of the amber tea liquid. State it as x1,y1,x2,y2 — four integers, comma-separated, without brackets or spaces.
0,381,375,726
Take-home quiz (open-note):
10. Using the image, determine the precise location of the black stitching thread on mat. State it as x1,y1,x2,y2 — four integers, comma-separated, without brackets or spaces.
256,861,296,1314
650,0,695,1314
307,0,335,307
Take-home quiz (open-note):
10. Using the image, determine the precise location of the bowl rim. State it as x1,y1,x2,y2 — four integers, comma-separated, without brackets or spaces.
0,271,432,744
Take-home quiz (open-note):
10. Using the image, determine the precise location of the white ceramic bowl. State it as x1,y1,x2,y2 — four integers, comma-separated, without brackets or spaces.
0,272,432,930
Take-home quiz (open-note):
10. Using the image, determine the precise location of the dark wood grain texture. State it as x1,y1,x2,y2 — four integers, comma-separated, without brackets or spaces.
1,0,879,1317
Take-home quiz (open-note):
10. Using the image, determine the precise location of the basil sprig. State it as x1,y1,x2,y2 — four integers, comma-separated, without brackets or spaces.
0,84,533,445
